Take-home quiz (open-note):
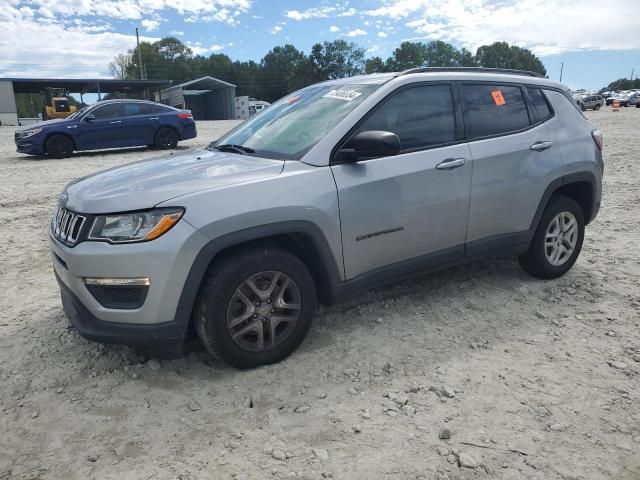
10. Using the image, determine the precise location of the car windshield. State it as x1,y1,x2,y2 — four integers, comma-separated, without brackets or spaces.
66,105,91,120
214,83,380,160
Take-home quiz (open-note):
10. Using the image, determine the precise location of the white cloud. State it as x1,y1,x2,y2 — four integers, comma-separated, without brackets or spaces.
377,31,388,38
269,24,283,34
170,30,185,36
285,7,336,20
364,0,639,56
345,28,367,37
329,25,340,33
38,6,54,18
210,44,225,52
141,19,160,32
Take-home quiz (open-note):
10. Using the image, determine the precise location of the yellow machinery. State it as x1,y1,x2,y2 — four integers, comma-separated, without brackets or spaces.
42,87,77,120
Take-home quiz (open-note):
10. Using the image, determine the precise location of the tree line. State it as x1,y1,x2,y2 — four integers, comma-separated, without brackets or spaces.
109,38,548,103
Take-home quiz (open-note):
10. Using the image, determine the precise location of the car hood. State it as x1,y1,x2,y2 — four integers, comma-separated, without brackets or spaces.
62,149,285,213
15,118,72,132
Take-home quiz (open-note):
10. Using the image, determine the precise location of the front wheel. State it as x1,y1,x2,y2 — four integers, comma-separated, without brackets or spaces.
518,196,585,279
154,127,179,149
594,103,601,110
44,134,74,159
194,247,317,369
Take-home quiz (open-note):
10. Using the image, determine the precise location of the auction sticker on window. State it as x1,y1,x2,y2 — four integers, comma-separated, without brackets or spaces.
491,90,506,106
323,89,363,102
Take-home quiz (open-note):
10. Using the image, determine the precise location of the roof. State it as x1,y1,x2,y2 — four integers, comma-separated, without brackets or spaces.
165,76,236,91
1,78,171,94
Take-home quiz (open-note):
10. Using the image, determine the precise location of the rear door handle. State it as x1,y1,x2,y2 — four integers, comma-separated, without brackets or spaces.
436,158,466,170
109,120,122,124
530,141,553,151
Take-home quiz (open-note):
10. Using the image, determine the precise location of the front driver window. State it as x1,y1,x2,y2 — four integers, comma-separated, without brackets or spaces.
352,84,456,151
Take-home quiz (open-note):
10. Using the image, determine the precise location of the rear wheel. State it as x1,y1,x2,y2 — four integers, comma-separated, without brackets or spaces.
518,196,585,279
195,247,317,369
594,103,601,110
44,134,74,159
154,127,179,149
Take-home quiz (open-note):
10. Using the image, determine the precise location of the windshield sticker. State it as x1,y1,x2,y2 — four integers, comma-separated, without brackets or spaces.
491,90,506,106
323,89,363,102
286,95,301,104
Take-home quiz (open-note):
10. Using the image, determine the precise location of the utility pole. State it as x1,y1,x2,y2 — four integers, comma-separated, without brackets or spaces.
136,27,144,80
631,68,635,81
559,62,564,83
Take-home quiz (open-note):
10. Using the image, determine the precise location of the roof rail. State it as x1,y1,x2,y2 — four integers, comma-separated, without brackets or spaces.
398,67,544,78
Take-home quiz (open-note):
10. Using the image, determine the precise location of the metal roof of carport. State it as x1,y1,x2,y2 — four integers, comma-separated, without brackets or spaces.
1,78,171,94
168,76,236,91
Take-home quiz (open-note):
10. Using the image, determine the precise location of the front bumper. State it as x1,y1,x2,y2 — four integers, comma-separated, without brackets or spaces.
15,138,44,155
56,271,185,354
50,218,209,352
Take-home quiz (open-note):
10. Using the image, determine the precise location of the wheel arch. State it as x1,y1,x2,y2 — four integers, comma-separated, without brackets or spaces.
174,221,343,337
44,131,76,151
155,124,180,142
534,172,599,230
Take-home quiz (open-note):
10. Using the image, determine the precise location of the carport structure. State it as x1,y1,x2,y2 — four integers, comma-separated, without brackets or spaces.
157,76,236,120
0,78,171,125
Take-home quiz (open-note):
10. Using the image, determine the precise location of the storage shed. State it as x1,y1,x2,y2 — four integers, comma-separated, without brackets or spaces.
157,76,236,120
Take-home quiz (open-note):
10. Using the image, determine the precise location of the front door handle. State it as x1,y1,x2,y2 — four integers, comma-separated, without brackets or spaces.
109,120,122,124
530,141,553,151
436,158,466,170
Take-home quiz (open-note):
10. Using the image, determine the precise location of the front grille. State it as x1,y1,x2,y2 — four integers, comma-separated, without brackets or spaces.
51,206,87,246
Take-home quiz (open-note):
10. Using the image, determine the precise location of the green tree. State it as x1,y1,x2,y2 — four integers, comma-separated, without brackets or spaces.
310,40,366,79
424,41,463,67
385,42,427,70
475,42,546,76
365,56,387,74
605,77,640,90
108,54,132,79
261,44,306,101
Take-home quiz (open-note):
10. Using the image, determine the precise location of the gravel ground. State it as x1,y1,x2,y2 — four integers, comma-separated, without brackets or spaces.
0,111,639,480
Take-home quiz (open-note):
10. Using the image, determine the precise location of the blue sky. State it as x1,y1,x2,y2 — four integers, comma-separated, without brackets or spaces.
1,0,638,91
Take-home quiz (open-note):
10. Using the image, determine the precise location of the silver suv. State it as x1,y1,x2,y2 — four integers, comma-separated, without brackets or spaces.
50,68,603,368
577,94,604,111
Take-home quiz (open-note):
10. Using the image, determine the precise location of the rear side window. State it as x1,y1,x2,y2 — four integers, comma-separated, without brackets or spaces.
153,104,174,114
461,84,530,139
355,84,456,150
123,103,153,116
527,87,553,121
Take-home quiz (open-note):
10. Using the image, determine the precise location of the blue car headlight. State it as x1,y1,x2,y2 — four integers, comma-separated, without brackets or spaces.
20,128,43,138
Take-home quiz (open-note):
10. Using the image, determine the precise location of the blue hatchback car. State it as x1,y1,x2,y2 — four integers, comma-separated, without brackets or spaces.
15,99,197,158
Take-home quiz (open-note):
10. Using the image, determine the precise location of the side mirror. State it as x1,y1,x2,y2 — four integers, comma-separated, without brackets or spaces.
85,114,95,122
338,130,401,162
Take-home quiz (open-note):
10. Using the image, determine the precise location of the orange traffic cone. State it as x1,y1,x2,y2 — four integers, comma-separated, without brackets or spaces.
612,100,620,112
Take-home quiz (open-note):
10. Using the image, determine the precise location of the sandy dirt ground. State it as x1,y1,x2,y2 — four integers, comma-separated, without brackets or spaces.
0,111,639,480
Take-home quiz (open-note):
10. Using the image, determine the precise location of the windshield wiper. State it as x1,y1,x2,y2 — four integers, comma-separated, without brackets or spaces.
212,143,255,154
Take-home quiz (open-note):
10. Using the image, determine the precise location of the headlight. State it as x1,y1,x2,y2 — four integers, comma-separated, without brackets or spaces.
88,208,184,244
21,128,43,138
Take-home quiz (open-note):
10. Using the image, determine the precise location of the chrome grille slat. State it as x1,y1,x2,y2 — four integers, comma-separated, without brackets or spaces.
51,207,86,246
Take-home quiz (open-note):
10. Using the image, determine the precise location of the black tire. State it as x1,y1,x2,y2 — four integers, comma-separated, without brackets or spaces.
518,196,585,279
636,103,640,108
154,127,179,149
580,103,585,111
594,103,601,110
194,247,317,369
44,134,74,159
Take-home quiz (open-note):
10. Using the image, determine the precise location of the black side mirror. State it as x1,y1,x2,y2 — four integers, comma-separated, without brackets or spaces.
85,114,95,122
338,130,401,162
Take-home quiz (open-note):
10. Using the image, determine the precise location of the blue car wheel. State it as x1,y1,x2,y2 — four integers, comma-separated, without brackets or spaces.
45,134,74,159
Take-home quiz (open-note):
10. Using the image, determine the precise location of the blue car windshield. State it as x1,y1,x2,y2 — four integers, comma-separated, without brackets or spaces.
215,83,379,160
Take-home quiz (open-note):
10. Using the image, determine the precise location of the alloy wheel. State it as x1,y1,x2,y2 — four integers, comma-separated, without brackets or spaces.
544,211,578,266
226,271,302,352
